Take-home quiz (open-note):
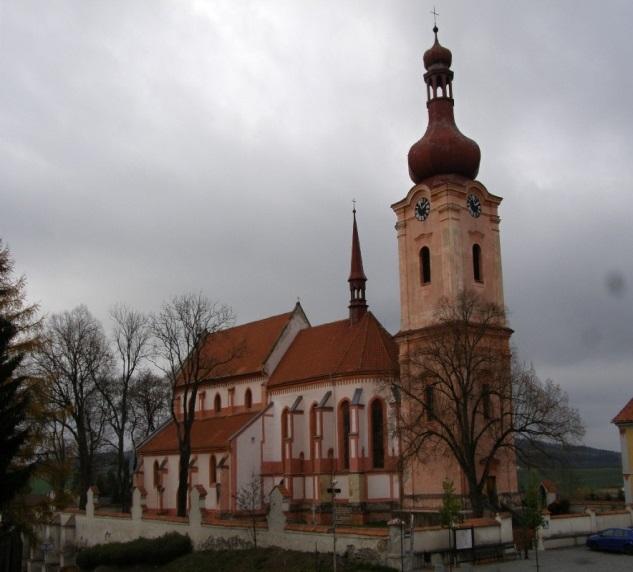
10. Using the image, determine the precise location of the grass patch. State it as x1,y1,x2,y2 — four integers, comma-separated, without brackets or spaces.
101,547,395,572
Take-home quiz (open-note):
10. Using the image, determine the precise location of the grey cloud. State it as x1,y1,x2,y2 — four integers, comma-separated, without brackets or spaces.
2,0,632,451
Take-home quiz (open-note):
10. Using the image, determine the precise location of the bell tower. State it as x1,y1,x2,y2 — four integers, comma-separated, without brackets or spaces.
392,26,506,334
391,26,516,510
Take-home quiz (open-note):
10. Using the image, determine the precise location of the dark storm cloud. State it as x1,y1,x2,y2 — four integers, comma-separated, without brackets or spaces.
1,1,631,450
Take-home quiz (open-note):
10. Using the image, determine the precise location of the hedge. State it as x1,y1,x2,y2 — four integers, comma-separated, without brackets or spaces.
76,531,192,570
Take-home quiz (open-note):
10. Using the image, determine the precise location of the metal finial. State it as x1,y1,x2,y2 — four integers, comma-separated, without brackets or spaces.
431,6,439,28
352,198,357,214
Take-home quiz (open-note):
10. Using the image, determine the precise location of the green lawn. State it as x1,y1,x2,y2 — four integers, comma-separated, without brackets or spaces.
517,466,623,496
101,547,394,572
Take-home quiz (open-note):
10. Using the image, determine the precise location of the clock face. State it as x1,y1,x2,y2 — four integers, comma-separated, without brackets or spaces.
467,194,481,218
415,198,431,221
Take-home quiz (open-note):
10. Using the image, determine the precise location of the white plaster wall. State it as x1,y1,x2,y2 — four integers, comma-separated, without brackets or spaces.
548,515,592,538
367,474,390,500
596,511,632,530
143,454,180,510
235,416,263,504
265,378,394,465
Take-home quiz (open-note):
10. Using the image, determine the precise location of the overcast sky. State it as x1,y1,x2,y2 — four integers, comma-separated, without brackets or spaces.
2,1,632,451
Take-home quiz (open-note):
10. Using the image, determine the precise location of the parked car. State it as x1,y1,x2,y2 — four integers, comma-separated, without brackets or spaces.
586,528,633,554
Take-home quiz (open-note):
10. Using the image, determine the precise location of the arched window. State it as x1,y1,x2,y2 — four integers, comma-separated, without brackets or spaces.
198,391,206,411
420,247,431,284
339,401,351,470
370,400,385,469
214,393,221,413
473,243,482,282
209,456,217,484
153,460,160,488
425,385,435,420
309,404,318,459
281,408,289,441
244,388,252,409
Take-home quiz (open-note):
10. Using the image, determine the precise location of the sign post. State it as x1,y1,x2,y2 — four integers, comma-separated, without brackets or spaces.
327,481,341,572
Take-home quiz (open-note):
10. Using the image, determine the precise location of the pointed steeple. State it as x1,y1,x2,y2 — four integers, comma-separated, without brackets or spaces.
348,206,368,324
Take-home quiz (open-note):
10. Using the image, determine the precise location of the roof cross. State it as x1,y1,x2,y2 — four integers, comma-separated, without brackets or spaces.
430,6,439,27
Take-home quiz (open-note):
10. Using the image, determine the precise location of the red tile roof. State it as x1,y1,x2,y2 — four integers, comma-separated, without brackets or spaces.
268,312,398,388
190,311,293,381
613,397,633,424
139,411,260,455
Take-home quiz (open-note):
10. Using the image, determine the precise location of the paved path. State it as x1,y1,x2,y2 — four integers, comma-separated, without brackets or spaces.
474,546,633,571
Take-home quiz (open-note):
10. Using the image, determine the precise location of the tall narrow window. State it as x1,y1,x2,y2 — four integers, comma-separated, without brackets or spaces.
339,401,351,470
420,247,431,284
244,388,252,409
209,456,217,484
425,385,435,420
281,408,289,440
153,460,160,488
482,383,491,419
214,393,221,413
310,404,318,459
370,400,385,469
473,243,482,282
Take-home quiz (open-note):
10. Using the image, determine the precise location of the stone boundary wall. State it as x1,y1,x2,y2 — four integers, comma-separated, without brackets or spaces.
27,487,515,571
540,507,633,550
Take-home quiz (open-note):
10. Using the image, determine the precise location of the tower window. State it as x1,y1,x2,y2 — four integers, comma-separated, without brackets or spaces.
214,393,221,413
244,388,252,409
420,247,431,284
473,243,482,282
370,400,385,469
482,383,491,419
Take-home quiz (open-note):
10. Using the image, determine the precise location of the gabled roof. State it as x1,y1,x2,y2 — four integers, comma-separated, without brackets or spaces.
268,312,398,389
612,397,633,425
138,411,260,455
196,310,294,380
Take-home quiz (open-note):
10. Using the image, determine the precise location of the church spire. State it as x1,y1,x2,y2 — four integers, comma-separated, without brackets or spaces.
407,26,481,184
348,205,368,324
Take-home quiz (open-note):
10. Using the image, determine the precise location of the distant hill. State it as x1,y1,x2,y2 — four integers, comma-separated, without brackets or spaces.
515,440,623,495
516,439,621,470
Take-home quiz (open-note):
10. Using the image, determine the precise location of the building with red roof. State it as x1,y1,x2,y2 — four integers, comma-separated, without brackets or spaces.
612,397,633,505
136,26,519,523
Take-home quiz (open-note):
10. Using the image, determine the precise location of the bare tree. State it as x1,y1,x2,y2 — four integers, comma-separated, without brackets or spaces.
36,306,112,509
96,305,151,511
129,368,170,448
234,472,263,549
393,290,584,517
150,293,237,517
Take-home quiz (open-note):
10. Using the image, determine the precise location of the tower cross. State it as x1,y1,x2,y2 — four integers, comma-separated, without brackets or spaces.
352,198,356,213
430,6,439,27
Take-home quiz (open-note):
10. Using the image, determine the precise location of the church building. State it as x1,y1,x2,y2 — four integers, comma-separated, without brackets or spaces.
136,27,518,523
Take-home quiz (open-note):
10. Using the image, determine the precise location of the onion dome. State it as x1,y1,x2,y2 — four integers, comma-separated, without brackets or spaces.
408,27,481,184
423,26,452,70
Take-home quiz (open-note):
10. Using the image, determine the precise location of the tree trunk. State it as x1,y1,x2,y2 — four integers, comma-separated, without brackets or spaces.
76,425,92,510
177,442,191,517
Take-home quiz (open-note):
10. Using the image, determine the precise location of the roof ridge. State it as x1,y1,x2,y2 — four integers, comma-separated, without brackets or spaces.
227,310,293,332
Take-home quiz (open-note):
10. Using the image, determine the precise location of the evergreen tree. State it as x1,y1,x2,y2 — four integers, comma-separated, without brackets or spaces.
0,240,41,353
0,317,34,515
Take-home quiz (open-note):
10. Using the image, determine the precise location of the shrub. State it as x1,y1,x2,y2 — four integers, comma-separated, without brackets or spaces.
76,532,192,570
547,499,570,515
